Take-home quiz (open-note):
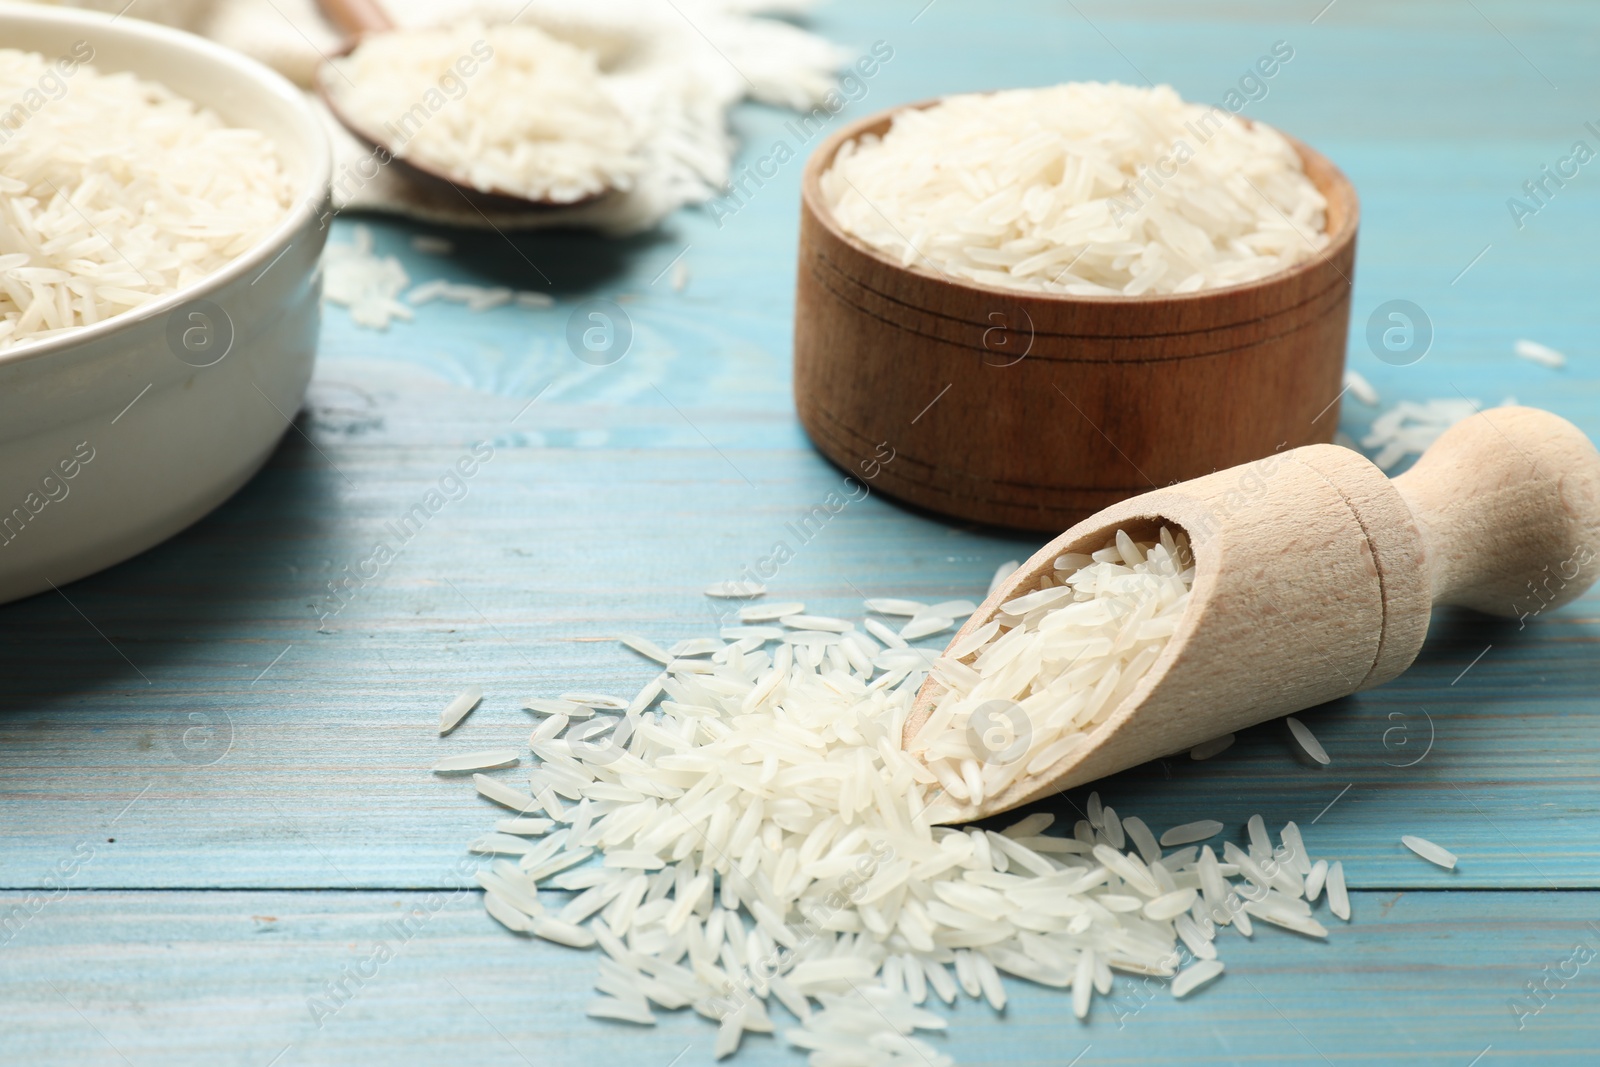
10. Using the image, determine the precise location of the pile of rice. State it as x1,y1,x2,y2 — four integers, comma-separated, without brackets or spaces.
822,83,1329,296
0,50,293,350
445,529,1350,1063
322,24,641,205
908,529,1193,811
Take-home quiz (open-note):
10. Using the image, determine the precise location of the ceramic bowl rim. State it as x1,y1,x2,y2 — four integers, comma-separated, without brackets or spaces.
0,2,334,368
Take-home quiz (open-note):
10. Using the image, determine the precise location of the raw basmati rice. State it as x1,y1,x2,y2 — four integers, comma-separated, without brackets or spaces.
740,602,805,622
619,635,673,665
404,278,554,313
474,773,539,813
1304,859,1328,901
908,530,1192,813
899,615,955,641
1159,820,1223,847
865,599,928,616
0,49,292,350
440,685,484,734
324,225,412,329
321,24,640,205
706,580,767,598
407,279,509,311
1514,338,1565,368
1285,716,1330,765
433,749,520,773
443,572,1356,1062
1400,834,1457,869
1326,860,1350,921
1344,369,1379,406
782,614,854,633
822,83,1329,297
1170,959,1224,998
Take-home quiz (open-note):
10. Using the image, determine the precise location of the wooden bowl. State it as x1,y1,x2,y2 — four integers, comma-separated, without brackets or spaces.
794,103,1359,531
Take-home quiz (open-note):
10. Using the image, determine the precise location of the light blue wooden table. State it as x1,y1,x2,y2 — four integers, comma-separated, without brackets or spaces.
2,1,1598,1063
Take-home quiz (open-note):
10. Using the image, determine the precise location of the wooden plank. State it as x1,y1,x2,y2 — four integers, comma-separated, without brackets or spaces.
0,14,1595,1061
0,889,1592,1065
0,420,1595,888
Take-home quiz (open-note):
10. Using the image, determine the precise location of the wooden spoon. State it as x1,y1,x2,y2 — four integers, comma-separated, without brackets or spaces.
311,0,610,211
903,406,1600,824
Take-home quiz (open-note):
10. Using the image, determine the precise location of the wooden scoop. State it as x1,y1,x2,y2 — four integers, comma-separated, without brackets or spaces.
903,406,1600,823
312,0,610,211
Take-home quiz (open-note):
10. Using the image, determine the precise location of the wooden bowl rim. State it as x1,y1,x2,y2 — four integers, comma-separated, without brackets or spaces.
800,94,1360,310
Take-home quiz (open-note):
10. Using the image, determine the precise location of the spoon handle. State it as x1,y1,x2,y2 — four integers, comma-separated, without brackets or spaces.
316,0,395,35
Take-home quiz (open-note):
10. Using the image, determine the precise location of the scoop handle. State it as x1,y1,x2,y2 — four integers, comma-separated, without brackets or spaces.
1392,406,1600,617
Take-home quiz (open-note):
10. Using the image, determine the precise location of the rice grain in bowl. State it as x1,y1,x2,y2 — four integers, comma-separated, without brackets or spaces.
0,3,332,603
794,83,1358,531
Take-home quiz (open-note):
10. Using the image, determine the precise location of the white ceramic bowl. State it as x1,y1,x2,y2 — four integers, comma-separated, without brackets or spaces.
0,3,332,603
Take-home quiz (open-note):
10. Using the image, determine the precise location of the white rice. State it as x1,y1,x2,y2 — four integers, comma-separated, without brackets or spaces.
1343,370,1379,406
324,225,412,330
474,774,539,813
406,279,509,311
1400,835,1457,869
404,278,554,313
0,49,292,350
322,23,640,204
1171,959,1224,998
706,581,768,598
1326,860,1350,921
899,615,955,641
1513,338,1565,368
822,83,1329,297
908,530,1192,811
739,602,805,622
433,749,520,773
1159,820,1223,847
865,598,928,617
1304,859,1328,901
439,685,484,735
443,577,1358,1061
1285,716,1330,765
619,635,674,665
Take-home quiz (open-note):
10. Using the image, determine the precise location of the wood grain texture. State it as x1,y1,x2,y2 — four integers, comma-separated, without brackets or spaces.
905,407,1600,822
1,889,1594,1066
2,0,1599,1062
794,106,1358,531
1393,406,1600,615
904,443,1409,821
